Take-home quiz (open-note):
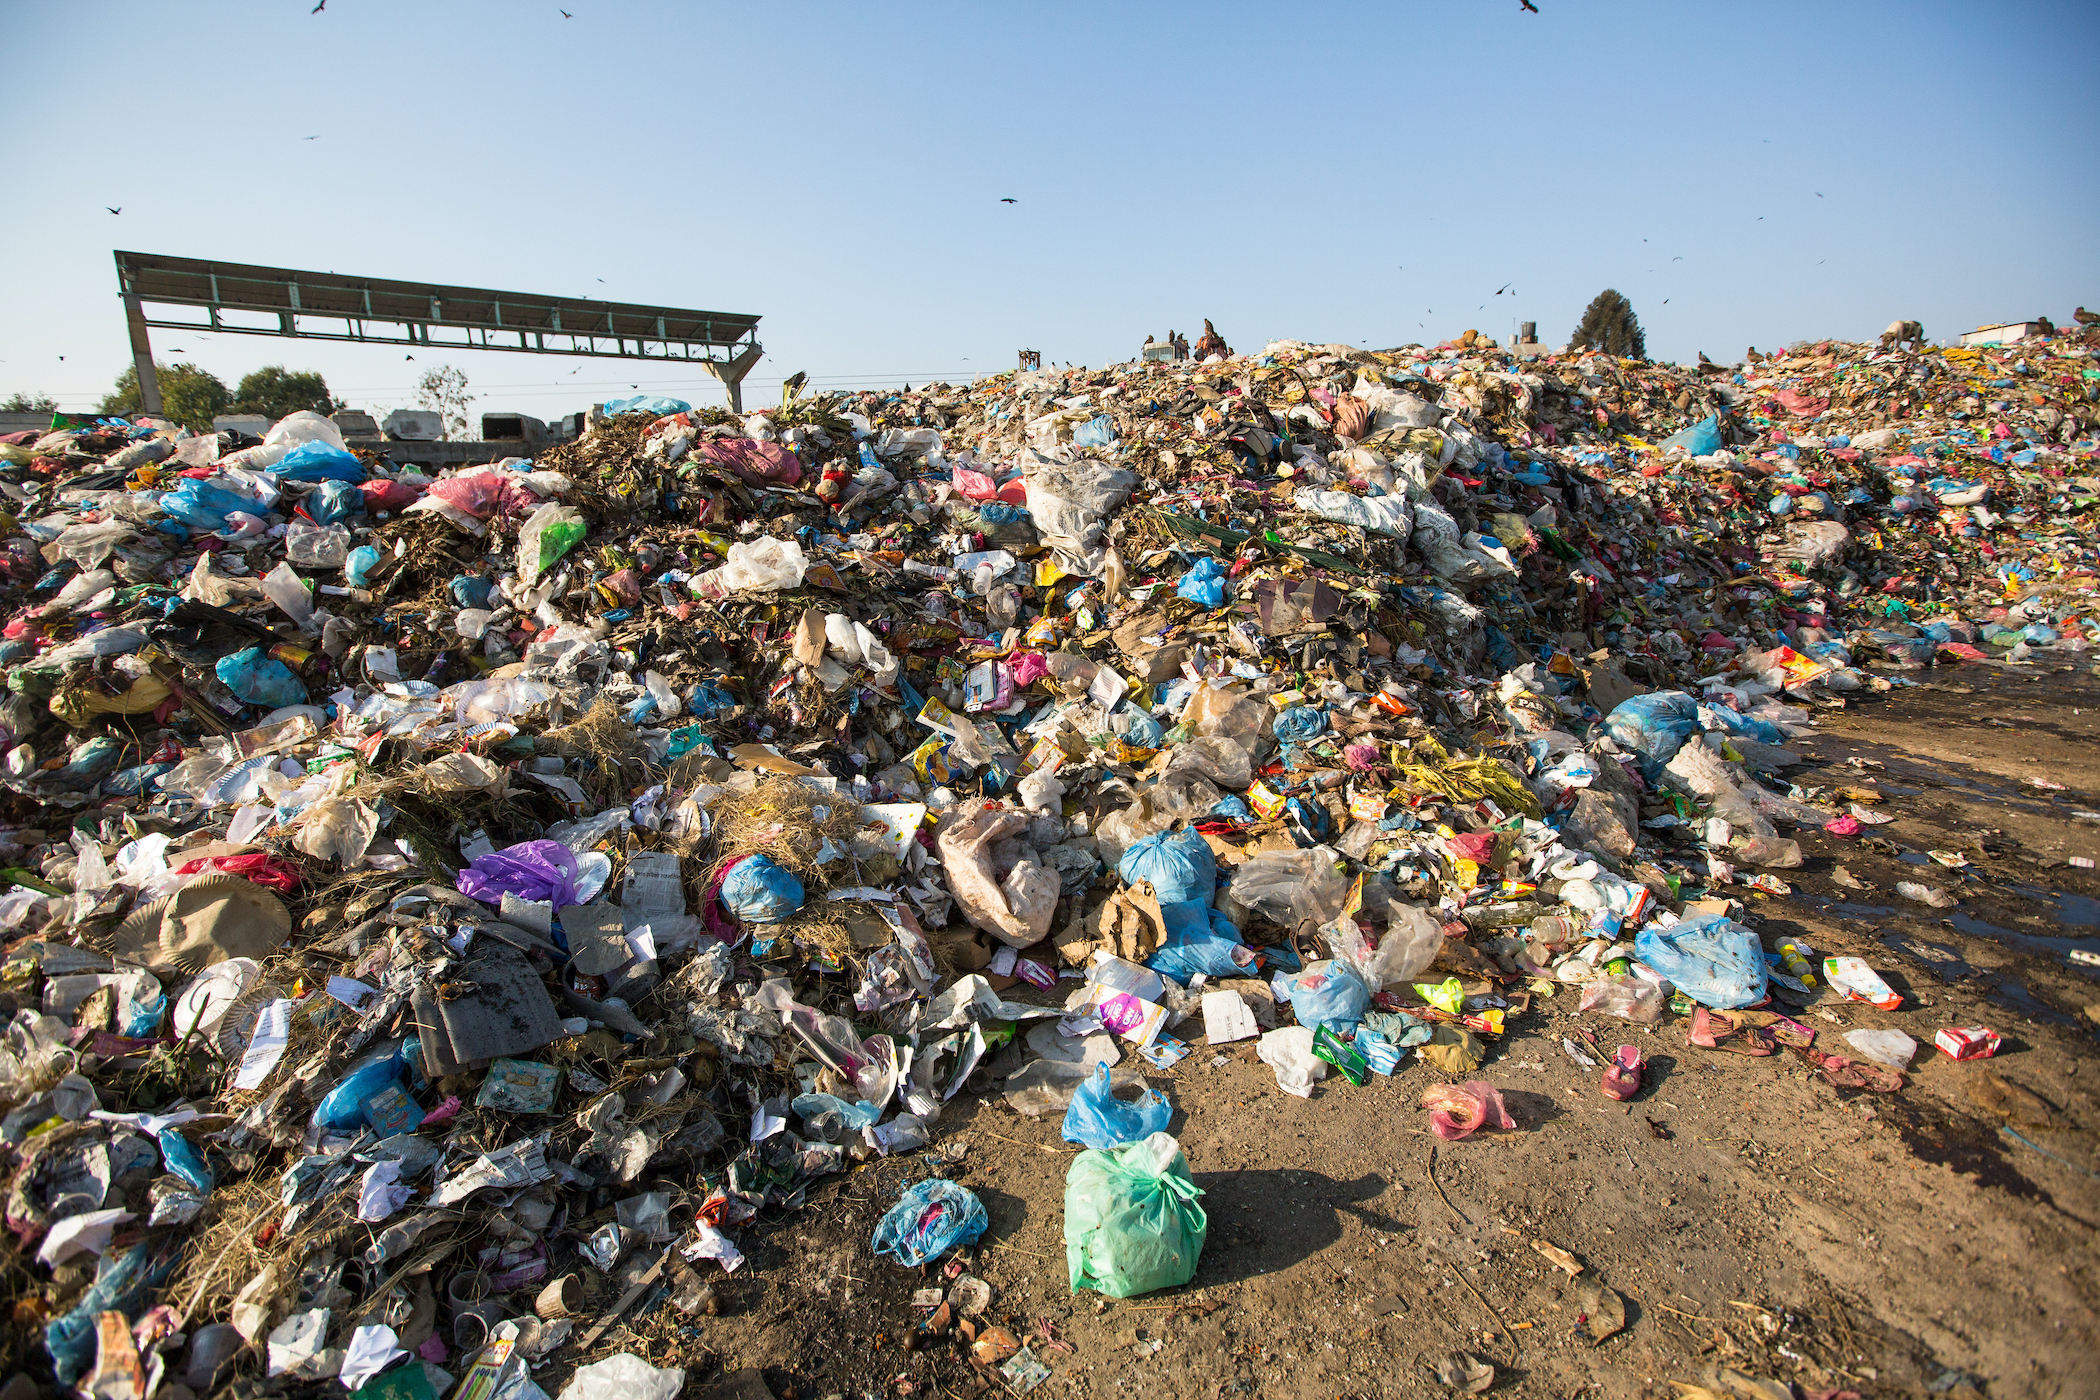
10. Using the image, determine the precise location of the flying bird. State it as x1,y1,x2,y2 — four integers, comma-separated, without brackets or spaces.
1495,284,1512,295
404,354,414,361
305,135,320,140
106,207,120,215
1520,0,1538,10
560,8,572,14
1816,191,1824,198
311,0,324,11
1000,197,1017,204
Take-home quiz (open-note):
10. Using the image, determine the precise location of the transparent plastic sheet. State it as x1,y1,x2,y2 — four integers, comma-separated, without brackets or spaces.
1222,848,1350,931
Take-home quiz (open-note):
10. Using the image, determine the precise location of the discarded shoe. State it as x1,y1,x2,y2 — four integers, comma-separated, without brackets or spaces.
1601,1044,1644,1100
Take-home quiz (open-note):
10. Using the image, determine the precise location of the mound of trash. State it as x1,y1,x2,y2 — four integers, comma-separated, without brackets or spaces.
0,321,2094,1395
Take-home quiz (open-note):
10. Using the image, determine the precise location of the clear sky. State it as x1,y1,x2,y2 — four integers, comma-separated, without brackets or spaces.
5,0,2097,427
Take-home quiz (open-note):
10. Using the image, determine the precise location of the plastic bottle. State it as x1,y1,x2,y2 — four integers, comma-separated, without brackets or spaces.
1775,939,1817,987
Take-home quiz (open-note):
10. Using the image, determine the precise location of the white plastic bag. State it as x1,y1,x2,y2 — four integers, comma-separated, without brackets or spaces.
718,536,807,592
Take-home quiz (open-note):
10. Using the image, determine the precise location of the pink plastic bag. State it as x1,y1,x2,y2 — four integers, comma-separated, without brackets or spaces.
361,478,424,513
427,469,538,521
952,467,999,500
1006,652,1048,687
1421,1081,1516,1140
693,439,803,487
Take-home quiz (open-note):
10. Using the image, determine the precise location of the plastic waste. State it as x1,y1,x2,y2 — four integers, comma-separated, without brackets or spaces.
1603,692,1701,769
1634,914,1769,1009
1062,1062,1173,1150
1283,959,1372,1032
1421,1081,1516,1141
872,1178,988,1267
1175,557,1229,608
1843,1028,1917,1069
1577,974,1664,1023
215,648,306,708
557,1354,686,1400
1063,1131,1206,1298
720,855,806,924
1116,825,1215,905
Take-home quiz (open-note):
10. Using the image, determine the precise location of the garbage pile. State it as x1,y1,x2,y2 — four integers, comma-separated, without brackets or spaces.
0,321,2095,1396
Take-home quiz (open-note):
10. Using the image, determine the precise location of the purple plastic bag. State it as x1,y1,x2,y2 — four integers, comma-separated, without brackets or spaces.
457,840,582,907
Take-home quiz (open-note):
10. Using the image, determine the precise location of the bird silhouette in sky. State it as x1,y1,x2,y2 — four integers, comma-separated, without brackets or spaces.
1000,198,1016,204
1495,284,1512,295
1816,192,1824,198
106,206,120,215
560,8,572,15
305,135,320,140
311,0,325,12
404,354,414,361
169,348,184,353
1520,0,1538,11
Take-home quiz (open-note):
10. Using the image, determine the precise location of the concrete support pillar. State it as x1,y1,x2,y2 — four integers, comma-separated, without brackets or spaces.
123,293,162,417
701,345,762,414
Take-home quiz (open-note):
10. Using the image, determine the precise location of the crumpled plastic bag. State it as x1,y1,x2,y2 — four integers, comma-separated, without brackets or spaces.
1222,848,1349,931
1634,913,1769,1009
937,801,1058,948
1175,557,1229,607
1421,1081,1515,1140
457,839,582,907
1062,1062,1173,1150
693,438,803,487
720,855,805,924
1064,1131,1206,1298
1284,959,1371,1032
517,502,588,586
557,1354,686,1400
872,1178,988,1267
1604,691,1701,769
1022,450,1136,579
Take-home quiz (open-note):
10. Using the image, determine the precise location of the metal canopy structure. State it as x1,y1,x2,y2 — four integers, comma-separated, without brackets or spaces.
112,250,765,412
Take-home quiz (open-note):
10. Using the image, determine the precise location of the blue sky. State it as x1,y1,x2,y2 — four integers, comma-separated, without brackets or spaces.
4,0,2096,425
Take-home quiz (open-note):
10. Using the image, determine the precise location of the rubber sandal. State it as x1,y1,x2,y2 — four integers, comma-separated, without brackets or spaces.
1601,1044,1643,1100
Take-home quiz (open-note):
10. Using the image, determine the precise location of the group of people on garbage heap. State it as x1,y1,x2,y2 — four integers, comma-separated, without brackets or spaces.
0,309,2093,1396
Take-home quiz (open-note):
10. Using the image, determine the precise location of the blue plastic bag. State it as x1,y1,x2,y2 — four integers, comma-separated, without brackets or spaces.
1603,692,1701,767
302,478,366,524
1063,1063,1173,1150
1146,900,1251,983
721,855,805,923
871,1178,988,1266
1658,415,1721,456
1117,827,1215,905
602,394,692,417
157,480,255,531
1113,704,1165,747
1272,705,1325,745
215,648,306,708
1634,914,1768,1009
1073,413,1116,449
1285,959,1372,1033
345,545,384,587
1698,705,1785,746
1176,557,1228,608
275,439,365,482
313,1041,414,1130
686,681,738,717
450,574,496,609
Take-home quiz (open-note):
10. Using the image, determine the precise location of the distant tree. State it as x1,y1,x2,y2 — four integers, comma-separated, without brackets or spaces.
415,365,474,440
98,363,231,431
1571,289,1647,360
2,392,57,412
233,366,341,420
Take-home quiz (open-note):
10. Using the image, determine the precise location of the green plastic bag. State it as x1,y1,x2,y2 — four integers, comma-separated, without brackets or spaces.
1064,1131,1206,1298
517,502,587,586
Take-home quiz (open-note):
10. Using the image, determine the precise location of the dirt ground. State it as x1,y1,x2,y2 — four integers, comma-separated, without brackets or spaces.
563,660,2100,1400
